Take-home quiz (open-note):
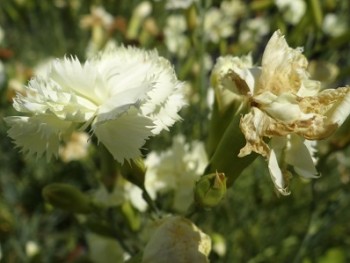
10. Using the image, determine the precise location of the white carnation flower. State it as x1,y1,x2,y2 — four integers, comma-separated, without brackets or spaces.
6,46,185,162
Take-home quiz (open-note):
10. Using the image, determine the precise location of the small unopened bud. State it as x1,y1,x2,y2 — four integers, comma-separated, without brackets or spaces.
42,183,92,214
194,171,226,209
121,158,146,189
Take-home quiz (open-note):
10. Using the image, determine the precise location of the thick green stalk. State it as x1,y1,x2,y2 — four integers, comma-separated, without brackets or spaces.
98,144,117,192
205,104,258,186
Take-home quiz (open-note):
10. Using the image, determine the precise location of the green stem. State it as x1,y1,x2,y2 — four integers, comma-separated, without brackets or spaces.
98,144,117,192
195,0,210,139
205,103,258,186
185,203,203,219
292,181,317,263
141,186,161,217
120,159,161,216
108,208,138,255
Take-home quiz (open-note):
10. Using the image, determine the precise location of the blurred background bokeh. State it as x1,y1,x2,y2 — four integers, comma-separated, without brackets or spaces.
0,0,350,262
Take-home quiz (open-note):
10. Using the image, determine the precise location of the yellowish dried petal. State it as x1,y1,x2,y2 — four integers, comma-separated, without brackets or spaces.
256,30,308,95
238,108,270,158
296,87,350,139
210,55,255,112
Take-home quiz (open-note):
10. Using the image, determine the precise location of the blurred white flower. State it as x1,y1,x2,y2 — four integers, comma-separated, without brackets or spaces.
126,1,153,40
322,13,347,37
203,1,245,44
275,0,306,25
80,6,115,57
123,181,148,211
308,60,339,87
220,0,246,18
80,6,114,30
212,30,350,194
211,233,227,257
165,0,197,10
59,132,90,162
164,14,190,58
33,57,56,77
142,216,211,263
25,241,40,258
204,7,234,43
239,17,270,46
144,135,208,212
6,47,185,162
92,181,148,211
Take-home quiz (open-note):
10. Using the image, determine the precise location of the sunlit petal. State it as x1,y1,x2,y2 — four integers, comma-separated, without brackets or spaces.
93,109,153,163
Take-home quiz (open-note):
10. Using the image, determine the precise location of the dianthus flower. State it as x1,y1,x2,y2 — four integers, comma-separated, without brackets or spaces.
6,47,185,162
212,30,350,194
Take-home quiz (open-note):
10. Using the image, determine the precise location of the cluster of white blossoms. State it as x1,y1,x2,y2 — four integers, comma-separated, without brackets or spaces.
212,30,350,194
203,0,245,44
238,16,270,48
275,0,306,25
164,14,190,59
144,134,208,212
6,46,185,163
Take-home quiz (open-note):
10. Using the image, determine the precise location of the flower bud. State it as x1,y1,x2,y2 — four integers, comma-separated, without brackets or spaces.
206,55,252,156
42,183,92,214
121,158,146,189
194,171,226,209
142,216,211,263
205,105,258,187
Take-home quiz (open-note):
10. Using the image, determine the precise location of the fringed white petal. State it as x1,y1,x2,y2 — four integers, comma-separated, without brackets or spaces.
5,115,73,160
93,109,154,163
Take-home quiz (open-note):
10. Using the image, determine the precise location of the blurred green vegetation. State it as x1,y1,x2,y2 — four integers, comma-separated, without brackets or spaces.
0,0,350,262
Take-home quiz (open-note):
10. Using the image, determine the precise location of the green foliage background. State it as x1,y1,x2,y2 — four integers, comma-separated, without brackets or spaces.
0,0,350,262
